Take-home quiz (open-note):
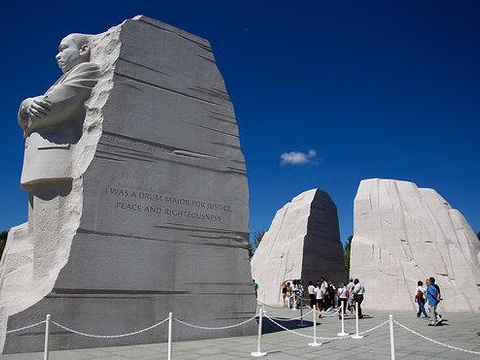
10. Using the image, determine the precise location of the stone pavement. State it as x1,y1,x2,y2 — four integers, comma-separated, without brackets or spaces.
1,306,479,359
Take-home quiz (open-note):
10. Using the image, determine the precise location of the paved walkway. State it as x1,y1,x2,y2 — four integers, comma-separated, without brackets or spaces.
1,306,480,359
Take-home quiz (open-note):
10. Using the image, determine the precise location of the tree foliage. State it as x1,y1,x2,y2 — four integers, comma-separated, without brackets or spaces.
344,235,353,281
248,229,266,259
0,230,8,260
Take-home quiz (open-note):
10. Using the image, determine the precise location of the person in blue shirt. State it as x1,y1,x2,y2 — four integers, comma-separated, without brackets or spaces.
426,278,440,325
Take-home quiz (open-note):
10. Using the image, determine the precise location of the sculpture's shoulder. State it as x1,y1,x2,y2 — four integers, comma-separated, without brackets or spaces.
50,62,101,94
66,62,101,80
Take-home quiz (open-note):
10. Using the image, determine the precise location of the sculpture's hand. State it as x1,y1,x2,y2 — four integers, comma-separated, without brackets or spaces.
29,97,51,119
18,98,35,130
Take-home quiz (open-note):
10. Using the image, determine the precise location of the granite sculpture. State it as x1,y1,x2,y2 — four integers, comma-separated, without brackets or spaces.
0,16,256,353
251,189,345,306
350,178,480,312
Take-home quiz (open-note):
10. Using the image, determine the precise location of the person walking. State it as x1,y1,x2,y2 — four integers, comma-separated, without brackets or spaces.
414,280,428,318
328,281,337,309
352,278,365,319
337,283,348,318
346,278,355,314
426,278,440,326
429,277,443,323
307,281,316,309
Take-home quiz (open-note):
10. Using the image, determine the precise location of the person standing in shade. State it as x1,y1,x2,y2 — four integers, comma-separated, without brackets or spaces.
281,282,288,307
307,281,316,309
285,282,293,309
337,283,348,318
252,279,259,299
352,278,365,319
426,278,440,326
346,278,355,314
320,277,329,311
314,281,324,316
477,277,480,336
414,280,428,318
297,280,304,309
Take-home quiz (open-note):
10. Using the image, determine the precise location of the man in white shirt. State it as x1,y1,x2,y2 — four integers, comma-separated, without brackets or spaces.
352,278,365,319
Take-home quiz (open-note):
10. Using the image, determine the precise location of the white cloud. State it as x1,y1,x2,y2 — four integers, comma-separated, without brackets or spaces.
280,149,317,165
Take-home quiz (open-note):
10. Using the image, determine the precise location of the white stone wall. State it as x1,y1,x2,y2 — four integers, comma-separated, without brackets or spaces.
350,178,480,312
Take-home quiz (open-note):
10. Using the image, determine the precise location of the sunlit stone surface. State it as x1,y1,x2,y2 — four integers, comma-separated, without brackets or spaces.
0,16,255,353
350,178,480,312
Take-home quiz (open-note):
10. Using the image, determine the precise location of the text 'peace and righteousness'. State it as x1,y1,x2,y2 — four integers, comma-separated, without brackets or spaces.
104,186,232,222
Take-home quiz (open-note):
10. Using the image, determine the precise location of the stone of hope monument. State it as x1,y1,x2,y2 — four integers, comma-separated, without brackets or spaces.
0,16,256,353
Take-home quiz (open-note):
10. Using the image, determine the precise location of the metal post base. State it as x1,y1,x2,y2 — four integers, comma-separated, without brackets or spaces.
351,334,364,339
251,351,268,357
337,331,349,337
308,341,322,347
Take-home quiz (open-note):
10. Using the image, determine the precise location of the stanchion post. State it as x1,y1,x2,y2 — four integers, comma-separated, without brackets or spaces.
167,312,173,360
337,302,348,337
351,302,364,339
389,314,395,360
250,308,267,357
308,307,322,347
43,314,50,360
298,296,307,327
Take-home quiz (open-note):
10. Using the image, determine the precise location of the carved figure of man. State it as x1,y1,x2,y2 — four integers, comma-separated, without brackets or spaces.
18,33,100,188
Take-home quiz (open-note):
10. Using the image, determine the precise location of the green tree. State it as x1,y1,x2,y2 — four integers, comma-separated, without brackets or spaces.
248,229,266,259
344,235,353,281
0,230,8,260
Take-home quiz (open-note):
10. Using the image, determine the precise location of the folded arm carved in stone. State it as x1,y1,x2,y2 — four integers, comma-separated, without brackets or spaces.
19,63,100,136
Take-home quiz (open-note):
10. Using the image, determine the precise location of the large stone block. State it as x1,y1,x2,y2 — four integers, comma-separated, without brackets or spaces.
350,178,480,312
251,189,345,306
0,16,256,353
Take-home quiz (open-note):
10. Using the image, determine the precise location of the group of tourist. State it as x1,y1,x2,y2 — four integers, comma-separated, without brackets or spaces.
278,278,367,318
281,279,305,309
414,276,443,326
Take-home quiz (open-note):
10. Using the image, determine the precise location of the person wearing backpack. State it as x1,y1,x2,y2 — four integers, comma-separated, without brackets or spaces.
414,280,428,318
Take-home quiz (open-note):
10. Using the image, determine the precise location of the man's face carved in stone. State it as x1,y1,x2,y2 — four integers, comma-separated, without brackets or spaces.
55,35,89,73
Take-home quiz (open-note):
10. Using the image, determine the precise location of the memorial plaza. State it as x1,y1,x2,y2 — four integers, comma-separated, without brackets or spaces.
1,306,479,359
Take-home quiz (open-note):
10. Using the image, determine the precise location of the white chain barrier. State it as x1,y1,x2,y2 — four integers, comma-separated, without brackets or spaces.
51,317,169,339
174,314,257,330
266,308,314,322
256,300,284,309
6,320,46,334
264,311,389,341
394,320,480,356
358,320,389,336
8,311,480,358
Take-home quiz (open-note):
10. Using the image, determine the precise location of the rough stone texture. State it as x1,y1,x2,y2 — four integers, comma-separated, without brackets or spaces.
350,178,480,312
0,16,255,353
251,189,345,306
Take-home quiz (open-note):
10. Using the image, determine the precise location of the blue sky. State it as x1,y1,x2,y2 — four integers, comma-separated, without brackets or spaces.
1,1,479,244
